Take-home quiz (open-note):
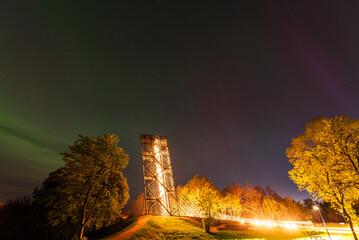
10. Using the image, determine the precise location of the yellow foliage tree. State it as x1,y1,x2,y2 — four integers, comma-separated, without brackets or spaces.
287,115,359,239
282,197,305,221
262,196,280,220
180,175,220,232
242,184,262,219
221,183,244,217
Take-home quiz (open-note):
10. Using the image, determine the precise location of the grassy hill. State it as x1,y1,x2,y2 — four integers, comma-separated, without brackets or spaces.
91,216,331,240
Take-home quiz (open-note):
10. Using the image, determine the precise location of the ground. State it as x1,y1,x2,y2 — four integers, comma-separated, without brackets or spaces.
98,216,355,240
106,215,152,240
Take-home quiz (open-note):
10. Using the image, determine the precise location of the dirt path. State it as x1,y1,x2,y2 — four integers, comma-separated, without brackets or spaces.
107,215,152,240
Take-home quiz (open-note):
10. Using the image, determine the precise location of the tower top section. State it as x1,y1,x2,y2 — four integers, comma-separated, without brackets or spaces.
140,134,167,140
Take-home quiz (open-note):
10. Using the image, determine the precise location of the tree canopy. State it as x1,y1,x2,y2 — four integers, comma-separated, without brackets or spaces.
180,175,220,232
180,175,220,218
221,183,244,218
33,134,129,240
287,115,359,239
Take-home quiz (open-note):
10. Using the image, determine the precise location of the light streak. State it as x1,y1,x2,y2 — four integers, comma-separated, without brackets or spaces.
284,223,290,229
290,223,297,229
245,219,304,229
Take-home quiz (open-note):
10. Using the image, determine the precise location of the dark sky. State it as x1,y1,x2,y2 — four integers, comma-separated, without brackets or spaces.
1,0,359,203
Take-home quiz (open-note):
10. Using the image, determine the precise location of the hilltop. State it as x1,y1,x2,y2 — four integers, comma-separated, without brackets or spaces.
88,216,323,240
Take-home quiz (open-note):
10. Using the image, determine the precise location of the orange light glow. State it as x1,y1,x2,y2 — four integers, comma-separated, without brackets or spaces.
154,139,166,215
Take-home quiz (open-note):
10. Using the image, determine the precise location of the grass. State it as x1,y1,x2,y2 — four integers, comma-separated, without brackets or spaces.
94,216,358,240
129,216,314,240
87,217,139,240
130,216,212,239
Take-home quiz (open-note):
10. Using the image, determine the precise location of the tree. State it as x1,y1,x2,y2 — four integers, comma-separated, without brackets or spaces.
287,115,359,239
262,196,280,220
180,175,220,232
34,134,129,240
221,183,244,218
125,193,146,217
242,184,262,218
282,197,306,221
0,196,41,240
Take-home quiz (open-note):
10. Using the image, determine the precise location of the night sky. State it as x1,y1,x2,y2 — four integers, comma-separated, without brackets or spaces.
1,1,359,203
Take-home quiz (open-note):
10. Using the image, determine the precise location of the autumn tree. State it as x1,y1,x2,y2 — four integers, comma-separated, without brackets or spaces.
221,183,244,218
262,196,280,220
287,115,359,239
242,184,262,219
125,193,146,217
282,197,306,221
180,175,220,232
34,134,129,240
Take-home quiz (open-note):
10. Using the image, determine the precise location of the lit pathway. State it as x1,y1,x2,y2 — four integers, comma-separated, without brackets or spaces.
107,215,151,240
308,226,359,234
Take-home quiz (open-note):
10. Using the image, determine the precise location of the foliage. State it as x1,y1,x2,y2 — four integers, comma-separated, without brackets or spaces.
125,192,146,217
287,115,359,239
33,134,130,240
221,183,244,218
303,199,344,223
180,175,220,232
180,176,310,223
181,175,220,218
262,196,281,220
282,197,305,221
242,184,263,219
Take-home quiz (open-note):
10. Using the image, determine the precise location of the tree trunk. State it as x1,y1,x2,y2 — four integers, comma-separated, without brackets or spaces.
78,176,97,239
348,219,358,240
79,224,85,240
205,223,210,233
79,200,89,240
343,205,358,240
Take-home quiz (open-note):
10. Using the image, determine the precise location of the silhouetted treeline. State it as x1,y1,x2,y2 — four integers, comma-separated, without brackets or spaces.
0,194,127,240
0,196,46,240
0,195,79,240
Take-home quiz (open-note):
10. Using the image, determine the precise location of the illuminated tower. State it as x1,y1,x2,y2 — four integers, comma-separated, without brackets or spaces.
141,134,177,215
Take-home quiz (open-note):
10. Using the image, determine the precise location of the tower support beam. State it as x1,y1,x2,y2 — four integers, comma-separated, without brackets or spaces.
141,134,177,216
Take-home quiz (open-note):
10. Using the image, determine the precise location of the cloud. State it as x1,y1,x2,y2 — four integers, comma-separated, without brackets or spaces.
0,120,68,154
